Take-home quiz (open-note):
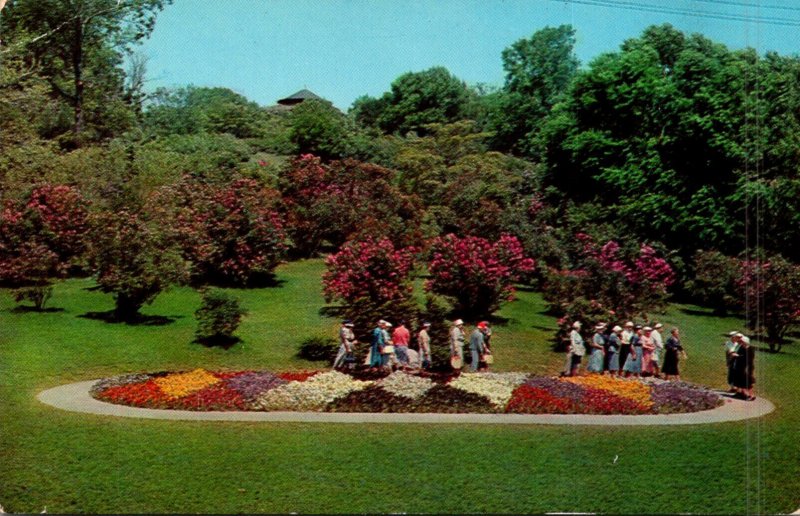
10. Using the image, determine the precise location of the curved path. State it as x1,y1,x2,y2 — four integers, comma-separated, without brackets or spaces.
38,379,775,426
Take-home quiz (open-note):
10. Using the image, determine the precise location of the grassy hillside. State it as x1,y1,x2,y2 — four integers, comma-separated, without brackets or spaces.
0,259,797,513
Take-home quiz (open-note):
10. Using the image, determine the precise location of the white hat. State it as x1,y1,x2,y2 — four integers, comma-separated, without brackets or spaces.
643,326,653,332
624,321,634,327
595,323,605,330
378,319,388,326
572,321,582,329
454,319,464,326
654,323,663,329
741,336,751,344
385,322,392,327
728,331,738,337
612,325,622,332
735,332,744,338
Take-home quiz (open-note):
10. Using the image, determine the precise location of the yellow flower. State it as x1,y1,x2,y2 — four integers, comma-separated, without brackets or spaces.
155,369,220,398
563,376,653,408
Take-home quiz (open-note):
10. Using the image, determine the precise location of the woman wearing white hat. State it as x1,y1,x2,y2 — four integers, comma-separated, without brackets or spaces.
587,323,605,373
568,321,585,377
607,325,623,375
449,319,465,369
619,321,634,373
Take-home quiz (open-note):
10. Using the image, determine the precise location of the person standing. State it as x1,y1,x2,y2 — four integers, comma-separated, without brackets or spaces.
587,323,606,373
619,321,634,373
731,335,755,400
469,323,487,372
479,322,493,371
418,322,432,369
449,319,466,369
651,323,664,378
333,319,356,370
640,326,656,376
393,321,411,366
724,332,740,392
662,327,686,381
623,325,643,377
369,320,387,371
607,325,622,376
568,321,585,377
382,322,396,370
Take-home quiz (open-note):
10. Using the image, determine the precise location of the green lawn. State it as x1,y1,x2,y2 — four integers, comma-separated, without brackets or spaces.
1,259,798,513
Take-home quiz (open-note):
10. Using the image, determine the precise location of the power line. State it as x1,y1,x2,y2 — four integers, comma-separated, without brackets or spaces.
692,0,800,14
554,0,800,27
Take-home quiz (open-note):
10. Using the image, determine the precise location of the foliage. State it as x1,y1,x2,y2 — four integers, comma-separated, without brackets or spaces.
323,237,417,335
686,250,741,314
280,155,421,257
737,254,800,347
288,99,374,160
543,233,675,333
151,177,287,286
194,288,247,344
426,233,535,318
0,185,89,308
358,66,472,135
88,209,188,321
298,336,339,362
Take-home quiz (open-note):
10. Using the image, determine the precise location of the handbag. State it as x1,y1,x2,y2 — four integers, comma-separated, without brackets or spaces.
382,345,395,354
450,355,463,369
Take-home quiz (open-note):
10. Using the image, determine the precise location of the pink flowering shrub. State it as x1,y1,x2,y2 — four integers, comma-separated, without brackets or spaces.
544,233,675,334
425,233,535,318
151,177,287,286
323,237,418,333
0,185,89,309
280,155,422,257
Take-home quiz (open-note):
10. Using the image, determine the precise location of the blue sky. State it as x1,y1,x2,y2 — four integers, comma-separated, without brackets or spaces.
138,0,800,110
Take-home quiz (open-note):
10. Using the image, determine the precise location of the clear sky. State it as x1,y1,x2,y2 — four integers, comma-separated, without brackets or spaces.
137,0,800,110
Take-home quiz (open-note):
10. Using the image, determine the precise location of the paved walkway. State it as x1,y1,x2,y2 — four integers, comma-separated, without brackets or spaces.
37,380,774,426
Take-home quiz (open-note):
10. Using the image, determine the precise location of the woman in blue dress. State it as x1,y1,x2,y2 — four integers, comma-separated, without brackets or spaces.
622,325,643,377
587,324,606,373
369,320,387,371
607,325,622,375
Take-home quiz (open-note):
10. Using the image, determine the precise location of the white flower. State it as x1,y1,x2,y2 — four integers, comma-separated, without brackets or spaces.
254,371,372,411
378,371,435,400
448,373,524,407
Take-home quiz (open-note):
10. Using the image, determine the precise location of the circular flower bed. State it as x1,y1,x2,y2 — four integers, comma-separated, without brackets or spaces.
90,370,723,414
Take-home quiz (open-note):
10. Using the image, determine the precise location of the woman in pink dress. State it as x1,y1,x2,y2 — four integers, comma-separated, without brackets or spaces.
640,326,655,375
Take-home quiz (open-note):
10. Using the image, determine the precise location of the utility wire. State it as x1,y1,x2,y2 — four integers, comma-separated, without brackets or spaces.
554,0,800,27
692,0,800,14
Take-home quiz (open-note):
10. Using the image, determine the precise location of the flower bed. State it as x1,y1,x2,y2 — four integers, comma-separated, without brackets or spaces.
91,369,723,414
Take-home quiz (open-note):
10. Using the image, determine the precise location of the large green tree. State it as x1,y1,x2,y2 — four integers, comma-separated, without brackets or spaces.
3,0,170,143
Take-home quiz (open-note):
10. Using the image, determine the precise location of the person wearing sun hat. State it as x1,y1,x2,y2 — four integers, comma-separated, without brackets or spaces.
469,322,487,371
724,331,741,391
333,319,356,370
418,321,432,369
619,321,635,372
449,319,466,369
623,324,643,377
651,322,664,378
587,323,605,373
567,321,585,377
640,326,656,376
607,325,623,375
369,320,388,371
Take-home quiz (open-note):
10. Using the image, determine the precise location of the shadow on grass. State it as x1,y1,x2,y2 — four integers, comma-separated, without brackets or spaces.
79,310,181,326
319,305,347,318
679,307,716,317
10,305,65,314
194,336,242,350
194,273,286,290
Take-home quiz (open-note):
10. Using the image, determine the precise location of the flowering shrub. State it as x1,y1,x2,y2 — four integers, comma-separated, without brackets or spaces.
378,371,435,400
151,177,287,286
255,371,373,411
154,369,221,398
544,234,675,334
426,233,535,318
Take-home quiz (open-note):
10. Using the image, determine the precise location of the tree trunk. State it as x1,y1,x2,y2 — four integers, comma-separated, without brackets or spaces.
72,16,84,137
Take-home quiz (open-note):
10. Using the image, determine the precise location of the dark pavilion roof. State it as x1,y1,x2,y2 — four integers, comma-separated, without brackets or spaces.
277,89,324,105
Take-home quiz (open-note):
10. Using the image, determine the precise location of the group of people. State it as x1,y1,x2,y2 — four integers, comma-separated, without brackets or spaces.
332,318,494,372
724,331,756,400
566,321,686,380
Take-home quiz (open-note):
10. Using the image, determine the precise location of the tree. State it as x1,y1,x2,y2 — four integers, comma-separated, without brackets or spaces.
194,288,247,346
369,66,471,135
3,0,170,142
88,209,187,321
425,233,535,319
686,250,740,315
322,237,418,336
737,255,800,350
0,184,89,309
149,177,287,286
484,25,578,156
288,99,373,160
280,155,422,257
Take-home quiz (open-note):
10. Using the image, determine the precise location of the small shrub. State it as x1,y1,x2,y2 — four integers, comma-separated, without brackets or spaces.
195,288,247,345
298,336,339,362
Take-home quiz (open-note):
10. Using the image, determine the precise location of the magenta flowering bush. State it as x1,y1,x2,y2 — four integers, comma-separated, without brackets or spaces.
425,233,535,318
544,233,675,331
